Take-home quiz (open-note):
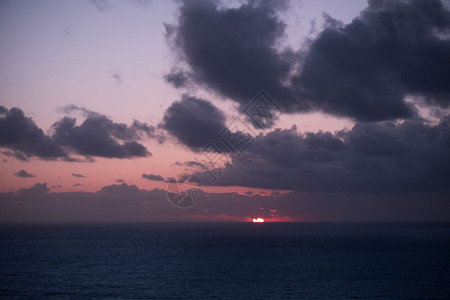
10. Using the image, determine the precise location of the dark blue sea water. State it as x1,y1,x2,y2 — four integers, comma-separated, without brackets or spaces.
1,223,449,299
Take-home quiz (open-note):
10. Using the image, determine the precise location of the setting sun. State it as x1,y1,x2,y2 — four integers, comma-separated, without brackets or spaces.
252,218,265,223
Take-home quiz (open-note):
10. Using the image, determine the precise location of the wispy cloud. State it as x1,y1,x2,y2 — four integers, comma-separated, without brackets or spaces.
142,173,165,181
72,173,86,178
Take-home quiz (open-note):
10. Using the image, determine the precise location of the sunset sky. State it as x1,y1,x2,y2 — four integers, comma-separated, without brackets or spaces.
1,0,450,222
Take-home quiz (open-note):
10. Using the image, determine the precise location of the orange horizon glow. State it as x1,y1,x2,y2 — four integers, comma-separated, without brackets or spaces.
252,218,265,223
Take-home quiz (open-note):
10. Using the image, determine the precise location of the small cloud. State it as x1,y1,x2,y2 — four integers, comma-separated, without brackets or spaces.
72,173,86,178
73,183,83,187
115,179,125,183
165,177,176,183
185,161,206,168
14,170,35,178
164,71,190,88
52,185,62,189
173,161,205,168
142,173,165,181
59,105,97,117
112,72,122,84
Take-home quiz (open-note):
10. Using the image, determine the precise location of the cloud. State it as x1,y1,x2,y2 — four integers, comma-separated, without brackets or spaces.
167,0,450,123
2,150,28,161
142,173,165,181
164,70,190,88
193,118,450,194
174,160,206,169
164,177,176,183
161,95,228,151
0,106,67,160
1,183,449,222
166,0,301,113
17,183,49,197
59,105,158,140
59,104,161,140
1,106,159,161
184,160,203,167
58,104,96,117
73,183,83,187
292,0,450,121
72,173,86,178
51,114,151,158
111,72,122,84
100,183,140,193
161,95,255,154
14,170,35,178
0,183,171,222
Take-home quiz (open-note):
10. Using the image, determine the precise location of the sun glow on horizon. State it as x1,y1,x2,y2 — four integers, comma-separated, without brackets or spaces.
252,218,265,223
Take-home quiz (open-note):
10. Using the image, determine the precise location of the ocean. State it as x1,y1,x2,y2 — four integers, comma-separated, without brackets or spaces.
1,223,449,299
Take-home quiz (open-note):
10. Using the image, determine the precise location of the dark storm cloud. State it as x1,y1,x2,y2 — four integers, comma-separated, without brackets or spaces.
14,170,35,178
0,106,158,161
72,173,86,178
166,0,302,113
51,114,151,158
194,118,450,194
161,95,228,151
142,173,165,181
168,0,450,123
0,107,67,160
292,0,450,121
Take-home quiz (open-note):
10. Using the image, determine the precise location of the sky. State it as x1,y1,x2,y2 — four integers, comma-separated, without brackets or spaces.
1,0,450,222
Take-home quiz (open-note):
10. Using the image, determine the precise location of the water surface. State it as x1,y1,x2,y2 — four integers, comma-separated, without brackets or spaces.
1,223,449,299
